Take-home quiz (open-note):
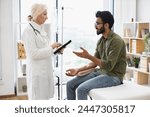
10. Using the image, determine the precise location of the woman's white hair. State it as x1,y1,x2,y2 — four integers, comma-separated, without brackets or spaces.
29,3,47,21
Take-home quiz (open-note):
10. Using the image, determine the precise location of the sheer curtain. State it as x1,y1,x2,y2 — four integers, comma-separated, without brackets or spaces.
57,0,104,81
19,0,109,80
53,0,105,99
18,0,113,99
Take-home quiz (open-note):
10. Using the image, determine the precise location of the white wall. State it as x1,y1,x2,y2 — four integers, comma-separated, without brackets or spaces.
0,3,2,81
0,0,18,95
137,0,150,21
114,0,136,36
114,0,150,36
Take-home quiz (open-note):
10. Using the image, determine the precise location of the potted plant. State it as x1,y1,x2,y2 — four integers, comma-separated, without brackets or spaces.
133,57,140,68
144,32,150,53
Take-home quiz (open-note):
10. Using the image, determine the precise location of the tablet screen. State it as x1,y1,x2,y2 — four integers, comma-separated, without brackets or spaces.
53,40,72,54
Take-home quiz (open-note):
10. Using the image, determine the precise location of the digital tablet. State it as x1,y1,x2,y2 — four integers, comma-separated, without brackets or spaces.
53,40,72,54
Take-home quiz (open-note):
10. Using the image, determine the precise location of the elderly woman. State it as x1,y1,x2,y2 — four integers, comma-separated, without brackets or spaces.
22,3,61,100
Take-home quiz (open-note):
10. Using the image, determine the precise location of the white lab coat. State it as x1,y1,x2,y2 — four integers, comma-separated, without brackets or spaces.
22,21,54,100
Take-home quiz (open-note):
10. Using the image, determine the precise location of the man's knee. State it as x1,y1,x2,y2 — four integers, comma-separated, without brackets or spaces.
66,80,74,89
77,85,88,94
66,81,71,88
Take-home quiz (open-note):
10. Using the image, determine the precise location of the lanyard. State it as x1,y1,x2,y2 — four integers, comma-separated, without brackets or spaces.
29,23,40,35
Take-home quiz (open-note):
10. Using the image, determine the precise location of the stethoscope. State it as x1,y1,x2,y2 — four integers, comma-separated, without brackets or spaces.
29,23,40,35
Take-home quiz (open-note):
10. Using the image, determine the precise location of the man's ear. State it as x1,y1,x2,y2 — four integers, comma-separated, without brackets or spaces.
104,23,109,29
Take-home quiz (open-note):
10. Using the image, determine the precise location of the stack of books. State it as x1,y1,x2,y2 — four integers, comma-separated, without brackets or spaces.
131,40,137,53
131,39,144,54
140,56,150,72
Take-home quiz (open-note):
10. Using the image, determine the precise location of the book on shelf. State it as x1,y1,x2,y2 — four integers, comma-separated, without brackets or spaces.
136,29,139,38
124,28,132,37
131,39,144,53
140,56,150,72
132,40,137,53
126,43,129,52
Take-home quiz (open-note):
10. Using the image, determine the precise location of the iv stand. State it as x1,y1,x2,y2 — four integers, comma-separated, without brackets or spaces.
60,6,64,100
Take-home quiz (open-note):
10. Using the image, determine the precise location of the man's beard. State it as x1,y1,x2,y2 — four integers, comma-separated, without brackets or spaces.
97,27,105,35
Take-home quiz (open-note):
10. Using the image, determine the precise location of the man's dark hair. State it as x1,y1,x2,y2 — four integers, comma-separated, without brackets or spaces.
96,11,114,29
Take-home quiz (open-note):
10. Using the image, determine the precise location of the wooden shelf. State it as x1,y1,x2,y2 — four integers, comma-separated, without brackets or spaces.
123,22,150,85
127,66,150,75
17,92,27,96
127,52,142,56
16,76,27,96
123,37,144,40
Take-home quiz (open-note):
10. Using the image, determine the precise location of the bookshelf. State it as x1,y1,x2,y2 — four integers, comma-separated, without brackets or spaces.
16,75,27,96
123,22,150,85
15,23,28,96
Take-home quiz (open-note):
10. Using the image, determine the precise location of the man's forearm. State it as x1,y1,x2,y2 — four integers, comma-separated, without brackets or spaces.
77,62,97,72
87,54,101,67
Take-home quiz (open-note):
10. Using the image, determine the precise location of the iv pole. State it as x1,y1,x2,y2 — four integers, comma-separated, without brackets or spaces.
60,6,64,100
55,0,65,100
55,0,61,100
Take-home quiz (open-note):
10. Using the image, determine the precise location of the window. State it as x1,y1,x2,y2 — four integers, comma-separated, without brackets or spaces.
56,0,104,83
18,0,106,78
20,0,53,23
17,0,113,98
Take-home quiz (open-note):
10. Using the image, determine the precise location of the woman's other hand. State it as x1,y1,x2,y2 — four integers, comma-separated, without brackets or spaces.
51,42,61,49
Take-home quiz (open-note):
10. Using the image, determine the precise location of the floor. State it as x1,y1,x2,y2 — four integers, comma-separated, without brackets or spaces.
0,84,66,100
0,95,28,100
